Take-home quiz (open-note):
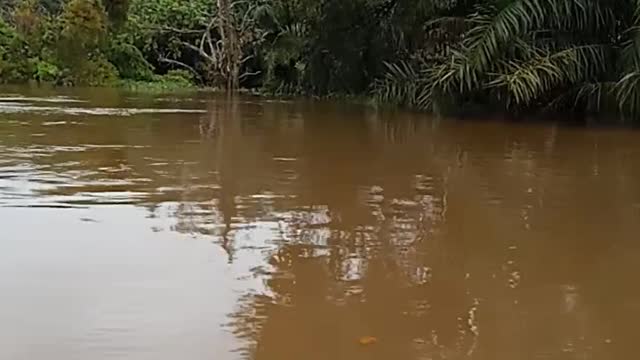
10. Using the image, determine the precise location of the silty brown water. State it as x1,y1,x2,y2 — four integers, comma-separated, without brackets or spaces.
1,86,639,360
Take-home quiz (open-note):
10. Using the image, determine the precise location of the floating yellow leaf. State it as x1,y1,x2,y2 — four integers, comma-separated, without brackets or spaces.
358,336,378,345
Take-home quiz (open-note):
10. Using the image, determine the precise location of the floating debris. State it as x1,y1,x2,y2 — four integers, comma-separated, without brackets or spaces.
358,336,378,346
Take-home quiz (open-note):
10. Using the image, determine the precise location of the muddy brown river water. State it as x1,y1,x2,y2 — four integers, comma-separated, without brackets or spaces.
1,86,639,360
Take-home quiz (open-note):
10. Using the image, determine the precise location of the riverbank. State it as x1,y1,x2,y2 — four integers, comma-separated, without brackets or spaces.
3,80,632,127
5,0,640,121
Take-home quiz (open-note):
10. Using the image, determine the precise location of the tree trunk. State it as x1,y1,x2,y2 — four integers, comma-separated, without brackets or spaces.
217,0,240,90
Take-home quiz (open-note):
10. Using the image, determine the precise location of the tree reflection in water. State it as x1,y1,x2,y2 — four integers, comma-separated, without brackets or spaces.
36,96,630,360
205,105,639,360
4,91,640,360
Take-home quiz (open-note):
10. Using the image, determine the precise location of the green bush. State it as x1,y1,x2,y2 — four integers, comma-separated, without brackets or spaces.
0,18,32,82
155,69,194,86
32,59,60,82
118,70,197,91
70,56,120,86
107,36,155,81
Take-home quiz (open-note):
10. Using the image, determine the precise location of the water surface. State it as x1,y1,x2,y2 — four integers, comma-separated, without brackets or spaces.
1,86,639,360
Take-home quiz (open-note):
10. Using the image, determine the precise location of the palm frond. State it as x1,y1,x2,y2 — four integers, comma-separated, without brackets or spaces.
462,1,545,71
373,60,434,110
615,71,640,115
489,44,610,106
545,81,616,112
620,1,640,72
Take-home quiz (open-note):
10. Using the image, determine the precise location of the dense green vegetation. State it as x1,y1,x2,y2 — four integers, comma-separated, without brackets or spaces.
3,0,640,119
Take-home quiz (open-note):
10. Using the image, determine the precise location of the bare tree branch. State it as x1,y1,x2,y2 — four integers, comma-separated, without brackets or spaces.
240,54,254,64
240,4,257,31
199,30,208,54
150,26,204,35
198,16,218,57
159,57,204,82
181,41,215,63
206,26,217,59
239,70,261,80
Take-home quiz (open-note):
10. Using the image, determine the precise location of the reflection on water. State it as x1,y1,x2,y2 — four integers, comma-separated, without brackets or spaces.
1,87,640,360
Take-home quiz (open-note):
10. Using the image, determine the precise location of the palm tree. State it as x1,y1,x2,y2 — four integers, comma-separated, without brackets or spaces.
376,0,640,120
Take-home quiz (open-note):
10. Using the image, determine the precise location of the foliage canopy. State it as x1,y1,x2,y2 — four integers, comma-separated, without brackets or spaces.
3,0,640,120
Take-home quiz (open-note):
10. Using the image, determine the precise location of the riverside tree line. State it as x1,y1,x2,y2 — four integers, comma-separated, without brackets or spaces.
3,0,640,119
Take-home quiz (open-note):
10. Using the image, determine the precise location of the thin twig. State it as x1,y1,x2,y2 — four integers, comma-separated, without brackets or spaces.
240,54,254,64
151,26,204,35
202,16,218,56
238,70,261,80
